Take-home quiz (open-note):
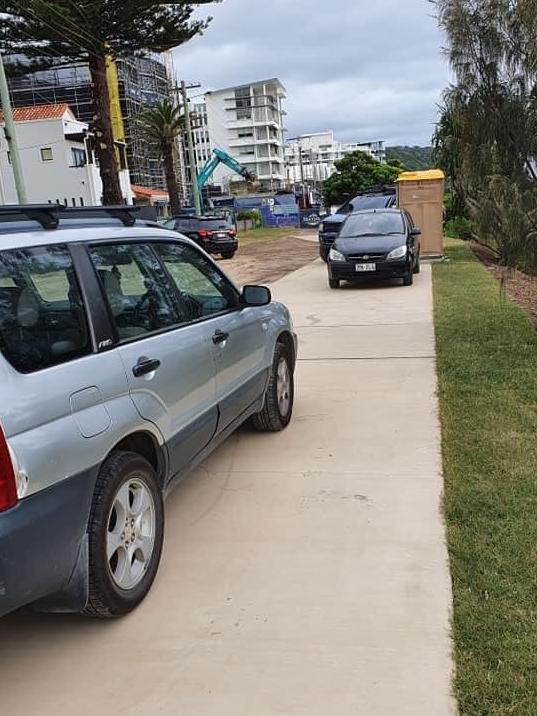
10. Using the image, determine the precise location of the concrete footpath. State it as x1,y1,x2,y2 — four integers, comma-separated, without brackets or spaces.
0,261,455,715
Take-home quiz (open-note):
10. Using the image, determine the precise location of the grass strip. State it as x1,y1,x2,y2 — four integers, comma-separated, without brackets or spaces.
433,238,537,715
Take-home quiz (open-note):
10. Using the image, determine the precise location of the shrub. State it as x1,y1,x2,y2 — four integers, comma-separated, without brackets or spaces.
445,216,476,241
237,209,261,226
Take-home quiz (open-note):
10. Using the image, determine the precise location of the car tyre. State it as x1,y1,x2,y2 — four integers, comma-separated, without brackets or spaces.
221,250,236,260
403,267,414,286
251,342,294,432
413,253,421,274
320,246,328,262
329,278,340,289
83,451,164,618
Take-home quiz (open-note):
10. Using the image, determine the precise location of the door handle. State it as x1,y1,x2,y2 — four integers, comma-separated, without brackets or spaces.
132,357,161,377
212,329,229,345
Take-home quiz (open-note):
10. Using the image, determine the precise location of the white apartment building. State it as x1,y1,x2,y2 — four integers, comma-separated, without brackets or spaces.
0,104,132,206
285,131,339,184
204,78,287,190
340,140,386,163
285,133,386,185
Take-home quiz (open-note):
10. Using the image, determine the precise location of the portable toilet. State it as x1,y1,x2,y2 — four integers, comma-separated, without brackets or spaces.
396,170,445,256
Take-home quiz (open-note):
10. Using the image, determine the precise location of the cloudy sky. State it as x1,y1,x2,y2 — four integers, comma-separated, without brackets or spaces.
173,0,450,147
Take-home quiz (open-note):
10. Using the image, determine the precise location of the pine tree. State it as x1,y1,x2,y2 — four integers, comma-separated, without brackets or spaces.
0,1,216,204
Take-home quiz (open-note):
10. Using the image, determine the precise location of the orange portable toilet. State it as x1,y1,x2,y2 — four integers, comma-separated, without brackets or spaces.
396,169,445,256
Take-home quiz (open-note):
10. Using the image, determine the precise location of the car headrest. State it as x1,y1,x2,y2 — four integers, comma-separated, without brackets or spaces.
17,288,40,328
99,270,123,317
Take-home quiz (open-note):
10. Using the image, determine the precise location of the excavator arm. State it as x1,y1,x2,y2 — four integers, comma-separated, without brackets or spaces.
197,148,255,191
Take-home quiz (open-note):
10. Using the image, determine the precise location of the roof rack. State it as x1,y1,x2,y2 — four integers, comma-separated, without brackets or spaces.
0,204,141,230
60,205,140,227
0,204,65,230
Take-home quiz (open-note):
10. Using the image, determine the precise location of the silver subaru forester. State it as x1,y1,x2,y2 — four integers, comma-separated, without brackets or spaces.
0,205,296,618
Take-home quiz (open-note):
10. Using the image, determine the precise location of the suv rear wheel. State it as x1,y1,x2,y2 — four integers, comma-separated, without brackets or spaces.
84,451,164,618
252,342,294,431
221,250,236,260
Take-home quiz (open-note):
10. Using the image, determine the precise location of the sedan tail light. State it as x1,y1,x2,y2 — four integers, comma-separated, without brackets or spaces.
0,424,17,512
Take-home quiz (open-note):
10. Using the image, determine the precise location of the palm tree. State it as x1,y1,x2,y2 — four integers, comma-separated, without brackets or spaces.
138,101,185,216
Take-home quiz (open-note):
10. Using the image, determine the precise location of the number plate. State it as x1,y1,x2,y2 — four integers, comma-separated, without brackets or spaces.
355,263,376,272
215,233,228,239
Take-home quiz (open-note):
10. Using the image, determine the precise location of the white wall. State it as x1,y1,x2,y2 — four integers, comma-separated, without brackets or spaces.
0,114,132,205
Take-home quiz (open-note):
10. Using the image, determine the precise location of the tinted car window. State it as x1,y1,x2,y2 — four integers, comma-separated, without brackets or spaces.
0,245,90,372
90,243,188,342
197,218,232,231
340,212,405,237
156,243,236,318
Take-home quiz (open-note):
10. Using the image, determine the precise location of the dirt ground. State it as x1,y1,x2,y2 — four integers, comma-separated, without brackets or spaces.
217,230,319,285
471,242,537,327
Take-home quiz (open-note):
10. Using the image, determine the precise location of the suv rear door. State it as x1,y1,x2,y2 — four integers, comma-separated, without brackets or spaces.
88,240,218,480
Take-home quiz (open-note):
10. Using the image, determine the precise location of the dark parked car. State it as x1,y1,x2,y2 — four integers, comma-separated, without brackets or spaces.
163,215,237,259
327,208,421,288
319,189,397,261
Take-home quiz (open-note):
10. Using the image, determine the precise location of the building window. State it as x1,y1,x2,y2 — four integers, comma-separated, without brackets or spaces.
40,147,53,162
235,87,252,120
7,151,11,164
70,147,86,167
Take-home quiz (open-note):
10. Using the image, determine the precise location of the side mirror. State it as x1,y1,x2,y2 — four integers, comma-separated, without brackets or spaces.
410,227,421,237
241,285,271,307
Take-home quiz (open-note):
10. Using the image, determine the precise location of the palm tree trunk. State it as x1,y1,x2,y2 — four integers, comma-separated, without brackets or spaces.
88,54,123,205
162,140,181,216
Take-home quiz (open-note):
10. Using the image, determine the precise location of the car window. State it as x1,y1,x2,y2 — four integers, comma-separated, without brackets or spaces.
0,245,91,373
337,201,352,214
156,243,237,319
197,218,232,230
89,243,188,342
340,212,405,238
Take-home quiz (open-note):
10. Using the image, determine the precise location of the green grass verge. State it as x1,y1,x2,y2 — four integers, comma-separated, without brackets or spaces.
433,238,537,715
238,227,300,247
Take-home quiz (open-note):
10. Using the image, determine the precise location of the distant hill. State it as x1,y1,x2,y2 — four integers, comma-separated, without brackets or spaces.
386,146,434,171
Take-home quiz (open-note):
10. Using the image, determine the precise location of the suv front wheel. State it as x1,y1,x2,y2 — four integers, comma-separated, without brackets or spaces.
84,451,164,618
252,342,294,431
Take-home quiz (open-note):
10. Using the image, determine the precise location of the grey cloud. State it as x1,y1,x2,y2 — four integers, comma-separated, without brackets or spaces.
173,0,449,145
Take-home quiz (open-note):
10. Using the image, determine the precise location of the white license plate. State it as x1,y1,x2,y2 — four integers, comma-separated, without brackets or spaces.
355,263,376,272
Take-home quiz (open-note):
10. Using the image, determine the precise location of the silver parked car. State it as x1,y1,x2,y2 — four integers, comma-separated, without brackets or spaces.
0,205,296,618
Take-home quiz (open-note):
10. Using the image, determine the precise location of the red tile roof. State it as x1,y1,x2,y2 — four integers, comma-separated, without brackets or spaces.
131,184,169,198
0,104,74,123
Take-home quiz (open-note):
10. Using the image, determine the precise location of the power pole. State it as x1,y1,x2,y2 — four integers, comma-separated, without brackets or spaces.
180,80,202,215
0,53,27,203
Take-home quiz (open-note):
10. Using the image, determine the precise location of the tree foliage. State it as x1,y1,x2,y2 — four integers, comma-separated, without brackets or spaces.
432,0,537,269
0,1,217,203
322,151,401,206
137,101,185,215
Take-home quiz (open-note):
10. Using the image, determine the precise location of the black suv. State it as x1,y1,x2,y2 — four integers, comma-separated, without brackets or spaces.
319,188,396,261
163,215,237,259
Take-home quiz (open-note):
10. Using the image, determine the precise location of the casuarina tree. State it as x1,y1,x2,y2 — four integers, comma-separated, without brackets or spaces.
0,1,217,204
138,101,185,215
322,151,401,207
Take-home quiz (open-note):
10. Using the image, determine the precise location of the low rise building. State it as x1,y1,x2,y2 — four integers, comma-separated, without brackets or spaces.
0,104,132,205
285,134,386,186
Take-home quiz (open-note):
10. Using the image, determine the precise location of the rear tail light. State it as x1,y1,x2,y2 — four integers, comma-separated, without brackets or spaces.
0,424,17,512
197,230,211,239
228,229,237,237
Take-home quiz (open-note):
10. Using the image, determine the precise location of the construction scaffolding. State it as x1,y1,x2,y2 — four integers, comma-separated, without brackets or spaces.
8,54,187,197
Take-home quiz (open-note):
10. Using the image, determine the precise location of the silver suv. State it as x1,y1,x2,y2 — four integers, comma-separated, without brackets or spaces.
0,205,296,618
